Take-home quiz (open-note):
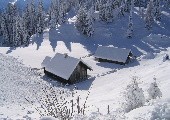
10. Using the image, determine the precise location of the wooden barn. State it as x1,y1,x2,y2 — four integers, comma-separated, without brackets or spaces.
41,53,92,84
94,46,133,65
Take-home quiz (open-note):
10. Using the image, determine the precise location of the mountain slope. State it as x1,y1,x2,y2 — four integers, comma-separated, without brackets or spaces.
0,5,170,120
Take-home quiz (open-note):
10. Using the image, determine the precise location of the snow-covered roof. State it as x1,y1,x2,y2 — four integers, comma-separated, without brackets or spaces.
94,46,131,63
41,56,51,68
43,53,92,80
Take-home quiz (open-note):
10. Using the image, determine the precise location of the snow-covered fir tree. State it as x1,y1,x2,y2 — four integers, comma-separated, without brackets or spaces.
104,0,114,22
147,78,162,100
20,13,30,45
37,0,45,34
49,10,57,29
126,12,133,38
76,6,94,37
126,0,134,38
23,1,36,36
118,0,126,17
1,13,10,45
83,9,94,37
123,76,145,112
94,0,100,11
124,0,131,12
58,2,66,24
2,3,18,45
0,13,3,36
23,4,31,34
153,0,161,21
76,6,87,32
98,2,105,21
28,0,37,34
98,0,114,23
14,14,22,46
145,0,154,30
48,0,59,28
9,3,17,45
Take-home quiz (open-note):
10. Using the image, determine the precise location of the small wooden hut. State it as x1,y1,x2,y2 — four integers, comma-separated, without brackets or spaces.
42,53,92,84
94,46,133,65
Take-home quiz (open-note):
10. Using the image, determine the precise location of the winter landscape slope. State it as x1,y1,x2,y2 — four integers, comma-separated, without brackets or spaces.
0,1,170,120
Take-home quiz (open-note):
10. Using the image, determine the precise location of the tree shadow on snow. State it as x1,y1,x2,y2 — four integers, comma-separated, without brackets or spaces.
35,34,44,50
49,29,59,52
6,47,16,54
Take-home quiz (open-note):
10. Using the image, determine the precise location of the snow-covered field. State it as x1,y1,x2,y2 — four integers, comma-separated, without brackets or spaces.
0,3,170,120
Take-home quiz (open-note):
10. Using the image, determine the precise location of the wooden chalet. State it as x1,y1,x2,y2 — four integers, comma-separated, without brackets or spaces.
41,53,92,84
94,46,133,65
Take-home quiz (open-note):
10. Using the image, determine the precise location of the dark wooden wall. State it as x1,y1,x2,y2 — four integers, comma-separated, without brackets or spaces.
68,62,88,84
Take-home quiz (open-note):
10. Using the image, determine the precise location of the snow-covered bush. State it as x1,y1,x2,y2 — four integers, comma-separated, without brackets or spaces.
147,78,162,100
122,76,145,112
151,102,170,120
26,86,72,120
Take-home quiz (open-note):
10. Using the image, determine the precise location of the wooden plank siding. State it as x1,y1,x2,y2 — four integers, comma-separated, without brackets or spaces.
69,62,88,84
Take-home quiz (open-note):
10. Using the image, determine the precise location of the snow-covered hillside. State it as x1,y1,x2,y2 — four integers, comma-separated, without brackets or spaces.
0,1,170,119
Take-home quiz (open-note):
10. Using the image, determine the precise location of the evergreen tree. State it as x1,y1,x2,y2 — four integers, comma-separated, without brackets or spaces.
94,0,101,11
127,12,133,38
83,9,94,37
23,4,31,35
14,14,22,46
124,0,131,12
58,2,66,24
147,78,162,100
154,0,161,21
37,0,45,34
76,6,94,37
118,0,126,17
48,0,59,28
123,77,145,112
29,0,37,34
127,0,134,38
104,0,114,23
145,0,154,30
1,13,10,45
49,10,57,29
23,30,30,46
0,13,3,36
98,3,105,21
76,6,87,32
98,0,114,23
6,3,18,45
22,12,30,45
